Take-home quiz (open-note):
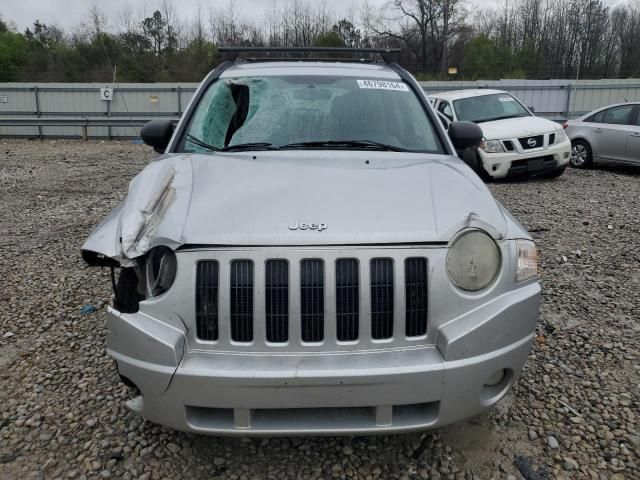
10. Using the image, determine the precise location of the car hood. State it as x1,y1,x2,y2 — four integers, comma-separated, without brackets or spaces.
82,151,513,263
478,116,560,140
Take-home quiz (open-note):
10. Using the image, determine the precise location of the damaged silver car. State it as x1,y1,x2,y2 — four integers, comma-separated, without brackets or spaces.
82,47,540,435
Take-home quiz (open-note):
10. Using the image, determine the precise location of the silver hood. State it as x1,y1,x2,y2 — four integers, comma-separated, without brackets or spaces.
82,151,518,264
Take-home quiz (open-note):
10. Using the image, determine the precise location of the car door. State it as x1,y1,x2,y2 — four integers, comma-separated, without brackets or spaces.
590,105,635,163
626,106,640,164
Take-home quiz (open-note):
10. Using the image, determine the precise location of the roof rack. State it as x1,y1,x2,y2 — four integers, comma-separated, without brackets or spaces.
218,47,402,64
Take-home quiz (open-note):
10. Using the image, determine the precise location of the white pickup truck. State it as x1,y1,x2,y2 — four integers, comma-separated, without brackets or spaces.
429,89,571,179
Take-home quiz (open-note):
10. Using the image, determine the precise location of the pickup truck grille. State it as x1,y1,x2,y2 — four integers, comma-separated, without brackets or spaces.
194,252,429,347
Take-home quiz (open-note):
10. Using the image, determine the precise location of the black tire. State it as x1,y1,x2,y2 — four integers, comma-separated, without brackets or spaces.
460,147,491,181
113,268,143,314
570,140,593,169
543,165,567,179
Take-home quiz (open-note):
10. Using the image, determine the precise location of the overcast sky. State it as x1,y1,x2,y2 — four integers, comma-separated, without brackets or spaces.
1,0,387,31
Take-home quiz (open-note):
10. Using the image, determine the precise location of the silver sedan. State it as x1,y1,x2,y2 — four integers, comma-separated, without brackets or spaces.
564,102,640,168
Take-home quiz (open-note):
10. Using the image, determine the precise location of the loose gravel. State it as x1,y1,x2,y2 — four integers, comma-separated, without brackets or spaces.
0,139,638,480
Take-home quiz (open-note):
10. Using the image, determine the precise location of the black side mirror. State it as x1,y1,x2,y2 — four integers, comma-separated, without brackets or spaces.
140,120,175,153
528,106,536,113
448,121,483,151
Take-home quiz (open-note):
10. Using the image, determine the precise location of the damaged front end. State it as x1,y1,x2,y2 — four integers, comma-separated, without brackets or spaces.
82,156,191,312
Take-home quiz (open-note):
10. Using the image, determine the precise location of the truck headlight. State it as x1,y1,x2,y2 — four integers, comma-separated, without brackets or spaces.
516,240,538,282
447,230,501,291
554,128,567,143
480,140,504,153
145,246,177,297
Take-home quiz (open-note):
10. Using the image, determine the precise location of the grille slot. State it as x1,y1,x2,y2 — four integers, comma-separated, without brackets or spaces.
195,261,219,341
335,259,359,341
370,258,394,339
548,133,556,145
405,258,428,337
503,140,515,151
265,260,289,343
300,259,324,342
230,260,254,342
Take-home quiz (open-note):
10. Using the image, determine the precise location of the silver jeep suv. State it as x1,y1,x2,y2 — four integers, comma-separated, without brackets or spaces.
82,48,540,435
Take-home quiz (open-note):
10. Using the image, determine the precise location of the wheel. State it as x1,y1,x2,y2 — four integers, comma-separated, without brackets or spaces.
543,165,567,179
570,140,592,168
113,268,143,313
460,147,491,181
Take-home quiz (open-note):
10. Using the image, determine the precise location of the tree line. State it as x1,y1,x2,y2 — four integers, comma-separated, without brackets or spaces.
0,0,639,83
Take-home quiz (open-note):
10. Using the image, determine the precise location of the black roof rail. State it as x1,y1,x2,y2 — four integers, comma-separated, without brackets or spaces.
218,47,402,64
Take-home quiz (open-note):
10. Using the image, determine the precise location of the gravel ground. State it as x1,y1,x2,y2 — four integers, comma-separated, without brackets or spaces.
0,139,638,480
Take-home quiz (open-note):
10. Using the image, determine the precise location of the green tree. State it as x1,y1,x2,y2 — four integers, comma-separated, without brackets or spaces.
332,19,361,47
0,30,29,81
461,35,499,79
313,31,347,48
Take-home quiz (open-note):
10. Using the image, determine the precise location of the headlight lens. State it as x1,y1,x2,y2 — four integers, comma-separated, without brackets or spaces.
557,128,567,143
446,230,501,291
480,139,504,153
145,246,177,297
516,240,538,282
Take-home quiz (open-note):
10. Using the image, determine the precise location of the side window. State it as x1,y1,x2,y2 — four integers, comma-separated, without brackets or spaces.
633,107,640,127
586,110,605,123
602,105,634,125
438,101,453,120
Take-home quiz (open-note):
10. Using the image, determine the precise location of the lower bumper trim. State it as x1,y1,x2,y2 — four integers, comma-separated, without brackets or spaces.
185,402,440,435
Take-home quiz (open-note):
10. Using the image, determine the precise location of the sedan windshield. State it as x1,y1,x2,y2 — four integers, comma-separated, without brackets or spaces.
180,75,443,153
453,93,531,123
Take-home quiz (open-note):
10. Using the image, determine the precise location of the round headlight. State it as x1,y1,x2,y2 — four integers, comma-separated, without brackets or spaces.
145,246,177,297
446,230,501,291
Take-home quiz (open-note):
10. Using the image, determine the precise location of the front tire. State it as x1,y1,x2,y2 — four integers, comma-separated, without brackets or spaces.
570,140,592,168
460,147,491,181
543,165,567,179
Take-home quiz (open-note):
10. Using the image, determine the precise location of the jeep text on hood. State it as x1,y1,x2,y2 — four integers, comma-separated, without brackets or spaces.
82,150,518,265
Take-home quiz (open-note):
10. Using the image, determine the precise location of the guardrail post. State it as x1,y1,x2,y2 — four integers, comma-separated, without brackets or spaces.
564,84,573,119
107,93,112,140
33,86,43,140
177,86,182,114
82,119,88,141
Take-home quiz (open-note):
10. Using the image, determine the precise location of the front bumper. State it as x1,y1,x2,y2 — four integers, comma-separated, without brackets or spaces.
480,138,571,179
108,281,540,435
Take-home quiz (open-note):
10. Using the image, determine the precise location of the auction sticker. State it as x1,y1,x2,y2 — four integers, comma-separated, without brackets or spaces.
357,80,409,92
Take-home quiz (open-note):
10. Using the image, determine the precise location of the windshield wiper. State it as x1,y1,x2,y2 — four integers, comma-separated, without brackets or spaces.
185,134,220,151
220,142,279,152
281,140,408,152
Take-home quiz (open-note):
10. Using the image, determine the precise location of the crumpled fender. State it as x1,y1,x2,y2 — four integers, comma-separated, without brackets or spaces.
82,155,193,266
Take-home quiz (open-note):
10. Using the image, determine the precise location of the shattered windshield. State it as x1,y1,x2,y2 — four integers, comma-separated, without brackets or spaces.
453,93,531,124
179,75,443,153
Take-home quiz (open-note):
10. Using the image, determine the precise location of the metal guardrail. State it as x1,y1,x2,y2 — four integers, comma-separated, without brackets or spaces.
0,117,173,140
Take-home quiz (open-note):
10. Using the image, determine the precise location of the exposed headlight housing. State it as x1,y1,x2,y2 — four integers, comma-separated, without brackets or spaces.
480,139,504,153
446,230,501,291
516,240,538,282
145,246,177,297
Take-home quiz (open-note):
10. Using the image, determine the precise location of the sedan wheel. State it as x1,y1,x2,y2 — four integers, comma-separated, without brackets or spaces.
570,141,592,168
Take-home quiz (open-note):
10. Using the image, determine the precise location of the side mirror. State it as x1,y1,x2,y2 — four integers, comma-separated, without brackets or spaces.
528,106,536,113
140,120,175,153
448,121,483,151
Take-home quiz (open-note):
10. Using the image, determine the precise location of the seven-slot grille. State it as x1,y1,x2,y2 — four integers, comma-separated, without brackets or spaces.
195,256,428,344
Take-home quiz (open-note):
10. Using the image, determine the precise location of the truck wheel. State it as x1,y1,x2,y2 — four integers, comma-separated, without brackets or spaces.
543,165,567,179
570,140,592,168
460,147,491,181
113,268,143,313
